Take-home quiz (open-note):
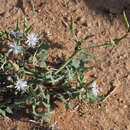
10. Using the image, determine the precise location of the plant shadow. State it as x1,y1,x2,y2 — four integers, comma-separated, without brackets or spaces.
84,0,130,23
42,32,64,50
8,109,56,130
16,0,26,15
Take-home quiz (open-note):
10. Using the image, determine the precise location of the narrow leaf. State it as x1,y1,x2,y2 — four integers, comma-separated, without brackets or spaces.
5,107,13,114
72,58,80,68
16,18,20,32
123,11,130,30
0,109,6,117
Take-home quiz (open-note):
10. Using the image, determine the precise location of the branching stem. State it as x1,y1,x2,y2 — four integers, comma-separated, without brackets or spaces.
55,42,109,75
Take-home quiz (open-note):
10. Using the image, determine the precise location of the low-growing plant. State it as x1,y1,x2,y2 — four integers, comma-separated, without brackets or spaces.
0,12,129,121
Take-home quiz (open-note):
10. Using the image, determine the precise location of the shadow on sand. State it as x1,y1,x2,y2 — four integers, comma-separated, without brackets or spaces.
84,0,130,22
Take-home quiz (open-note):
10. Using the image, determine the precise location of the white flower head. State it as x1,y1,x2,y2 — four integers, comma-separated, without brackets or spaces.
15,79,28,91
9,42,21,55
92,81,99,96
26,33,38,47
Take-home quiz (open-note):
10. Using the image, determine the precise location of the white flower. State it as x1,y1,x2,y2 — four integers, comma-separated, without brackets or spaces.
15,79,28,91
9,42,21,54
11,31,23,38
26,33,38,47
92,81,99,96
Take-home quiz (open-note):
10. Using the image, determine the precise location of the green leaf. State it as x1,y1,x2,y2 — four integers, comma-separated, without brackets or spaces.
85,92,105,104
5,27,12,34
70,17,75,35
82,66,94,72
96,95,105,102
29,87,37,97
80,54,89,63
85,52,98,61
123,11,130,30
72,58,80,68
25,26,32,34
7,63,12,70
57,94,67,105
41,112,50,120
40,92,46,99
66,66,74,80
39,61,46,68
16,18,20,32
85,80,94,89
72,91,80,98
25,26,32,36
40,42,50,50
0,31,3,36
32,56,38,63
14,99,26,105
37,50,49,61
85,92,96,103
24,16,27,32
32,104,50,119
66,104,72,110
0,108,6,117
46,94,50,104
5,107,13,114
42,102,50,108
36,49,49,67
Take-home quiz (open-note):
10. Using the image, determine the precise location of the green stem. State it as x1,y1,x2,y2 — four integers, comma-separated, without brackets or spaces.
55,49,78,75
1,52,10,70
55,43,109,75
80,42,109,51
54,31,128,75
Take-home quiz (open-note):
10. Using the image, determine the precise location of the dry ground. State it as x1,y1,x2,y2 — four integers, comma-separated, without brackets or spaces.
0,0,130,130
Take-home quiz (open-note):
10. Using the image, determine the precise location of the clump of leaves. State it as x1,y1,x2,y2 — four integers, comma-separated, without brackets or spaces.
0,17,50,120
0,12,129,121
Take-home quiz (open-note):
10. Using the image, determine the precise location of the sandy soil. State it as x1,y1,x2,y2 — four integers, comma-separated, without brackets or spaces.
0,0,130,130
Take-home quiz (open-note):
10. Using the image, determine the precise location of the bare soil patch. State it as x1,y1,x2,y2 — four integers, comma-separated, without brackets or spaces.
0,0,130,130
